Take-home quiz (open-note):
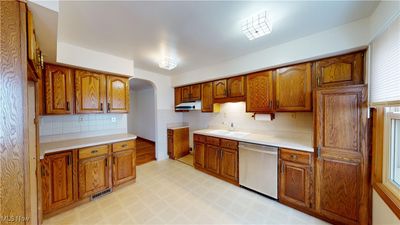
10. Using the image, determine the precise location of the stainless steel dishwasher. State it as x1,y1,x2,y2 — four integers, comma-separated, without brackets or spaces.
239,142,278,199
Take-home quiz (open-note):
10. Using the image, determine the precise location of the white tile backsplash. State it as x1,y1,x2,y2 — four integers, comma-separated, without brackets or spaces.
40,114,128,143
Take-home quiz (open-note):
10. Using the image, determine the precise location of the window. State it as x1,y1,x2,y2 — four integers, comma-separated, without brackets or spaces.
386,110,400,193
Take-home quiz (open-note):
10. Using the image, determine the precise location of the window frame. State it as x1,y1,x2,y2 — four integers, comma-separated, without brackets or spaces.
372,107,400,219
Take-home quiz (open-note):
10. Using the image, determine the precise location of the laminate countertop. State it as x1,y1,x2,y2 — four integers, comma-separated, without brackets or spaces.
40,133,137,159
193,129,314,152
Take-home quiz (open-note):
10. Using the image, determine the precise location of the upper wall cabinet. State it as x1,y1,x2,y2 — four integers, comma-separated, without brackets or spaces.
107,75,130,113
314,52,364,88
214,76,245,102
182,84,201,102
275,63,312,112
246,71,274,113
75,70,107,114
45,64,74,114
201,82,214,112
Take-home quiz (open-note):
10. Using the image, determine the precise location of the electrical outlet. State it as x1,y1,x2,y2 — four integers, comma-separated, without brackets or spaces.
111,117,117,122
79,116,84,122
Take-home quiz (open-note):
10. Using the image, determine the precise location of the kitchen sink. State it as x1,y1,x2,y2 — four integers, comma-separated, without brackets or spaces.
208,130,250,138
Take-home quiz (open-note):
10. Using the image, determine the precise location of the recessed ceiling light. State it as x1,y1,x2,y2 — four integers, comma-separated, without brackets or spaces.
241,11,272,40
159,56,177,70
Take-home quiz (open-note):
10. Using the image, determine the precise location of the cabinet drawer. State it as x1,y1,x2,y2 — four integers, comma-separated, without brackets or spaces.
79,145,109,159
113,140,136,152
220,139,238,150
194,134,206,143
206,136,220,146
280,148,311,165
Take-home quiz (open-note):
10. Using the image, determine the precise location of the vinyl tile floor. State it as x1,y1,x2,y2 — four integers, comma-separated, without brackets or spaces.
43,160,330,225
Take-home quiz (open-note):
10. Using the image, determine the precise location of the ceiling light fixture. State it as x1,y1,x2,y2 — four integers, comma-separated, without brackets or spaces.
241,11,272,40
159,56,177,70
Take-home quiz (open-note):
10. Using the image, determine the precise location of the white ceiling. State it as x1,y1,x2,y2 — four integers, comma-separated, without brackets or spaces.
55,1,378,76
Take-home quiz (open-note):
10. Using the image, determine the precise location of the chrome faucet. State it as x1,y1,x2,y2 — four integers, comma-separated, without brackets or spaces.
229,122,235,131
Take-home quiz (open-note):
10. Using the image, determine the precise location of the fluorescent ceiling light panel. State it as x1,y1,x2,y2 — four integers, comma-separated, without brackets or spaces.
159,56,177,70
242,11,272,40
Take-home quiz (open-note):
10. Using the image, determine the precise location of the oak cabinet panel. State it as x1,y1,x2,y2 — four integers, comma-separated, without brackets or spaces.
78,155,110,199
220,148,238,182
276,63,312,111
205,144,220,174
227,76,245,97
201,82,214,112
41,151,74,213
113,150,136,186
213,79,227,99
246,70,274,112
75,70,106,114
167,128,189,159
44,64,74,114
315,85,369,225
279,160,312,209
175,87,184,111
107,75,129,113
314,52,364,87
194,142,205,168
181,86,191,102
191,84,201,101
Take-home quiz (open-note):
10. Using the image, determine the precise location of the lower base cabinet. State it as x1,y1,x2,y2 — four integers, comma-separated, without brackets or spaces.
41,139,136,217
194,134,238,184
279,148,314,210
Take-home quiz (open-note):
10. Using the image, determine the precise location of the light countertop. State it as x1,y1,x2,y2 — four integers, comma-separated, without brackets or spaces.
40,133,137,159
193,129,314,152
167,126,190,130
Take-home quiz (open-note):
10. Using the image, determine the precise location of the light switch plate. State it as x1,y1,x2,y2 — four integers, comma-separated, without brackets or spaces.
111,117,116,122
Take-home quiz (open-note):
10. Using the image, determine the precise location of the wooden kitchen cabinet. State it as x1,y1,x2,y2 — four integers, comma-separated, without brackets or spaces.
314,85,369,225
213,79,227,99
220,148,238,182
227,76,245,98
41,151,74,213
75,70,107,114
201,82,214,112
167,128,189,159
107,75,130,113
194,141,205,168
279,148,313,210
44,64,74,114
205,144,220,174
314,52,364,88
275,63,312,111
78,154,110,199
246,70,274,112
175,87,185,112
112,150,136,186
181,84,201,102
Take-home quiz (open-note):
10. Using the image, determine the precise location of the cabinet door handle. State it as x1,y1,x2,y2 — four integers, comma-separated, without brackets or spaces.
67,155,71,166
281,161,285,174
317,145,321,159
91,150,98,154
290,154,297,160
107,103,111,112
66,101,70,111
105,158,108,167
121,144,128,148
100,103,103,111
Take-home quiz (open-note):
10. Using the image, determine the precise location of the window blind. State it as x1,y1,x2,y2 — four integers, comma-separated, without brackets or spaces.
370,16,400,105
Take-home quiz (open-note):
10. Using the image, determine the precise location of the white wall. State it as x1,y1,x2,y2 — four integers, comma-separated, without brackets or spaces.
128,88,156,142
373,190,400,225
40,114,127,143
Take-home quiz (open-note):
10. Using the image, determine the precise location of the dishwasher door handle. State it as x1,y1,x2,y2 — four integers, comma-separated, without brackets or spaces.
240,147,277,155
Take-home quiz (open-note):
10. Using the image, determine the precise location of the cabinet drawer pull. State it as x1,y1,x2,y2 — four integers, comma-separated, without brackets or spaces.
121,144,128,148
91,150,98,154
290,154,298,160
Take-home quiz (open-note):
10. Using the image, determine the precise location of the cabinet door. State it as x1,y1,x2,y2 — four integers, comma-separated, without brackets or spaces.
246,70,274,112
106,75,129,113
205,145,220,174
44,64,74,114
78,155,110,199
279,160,311,209
181,86,191,102
41,151,74,213
276,63,312,111
315,52,363,87
213,79,227,99
315,85,368,225
227,76,245,97
175,87,183,107
220,148,238,182
190,84,201,101
201,82,214,112
194,142,205,168
75,70,106,114
113,150,136,186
